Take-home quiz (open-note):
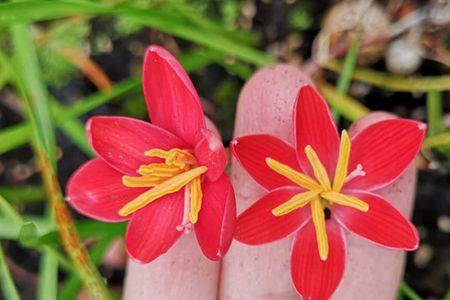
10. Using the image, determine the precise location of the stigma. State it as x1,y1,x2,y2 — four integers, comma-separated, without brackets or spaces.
267,130,369,260
118,148,207,232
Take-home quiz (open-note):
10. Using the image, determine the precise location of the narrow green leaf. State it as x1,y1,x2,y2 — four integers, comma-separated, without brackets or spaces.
318,82,370,122
427,90,444,136
0,244,20,300
0,186,44,203
11,24,57,165
424,131,450,148
326,60,450,92
332,37,360,121
398,281,423,300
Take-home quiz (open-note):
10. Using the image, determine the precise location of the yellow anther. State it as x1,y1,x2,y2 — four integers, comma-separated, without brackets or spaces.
137,163,182,176
189,177,203,223
118,166,208,217
304,146,331,191
332,130,351,192
145,148,170,159
145,148,196,166
320,191,369,212
122,175,165,187
311,197,328,261
266,158,321,191
272,189,322,216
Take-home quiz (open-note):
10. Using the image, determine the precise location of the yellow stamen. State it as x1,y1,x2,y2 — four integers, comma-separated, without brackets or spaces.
272,189,322,216
311,197,328,261
332,130,351,192
118,166,208,216
122,175,166,187
145,148,171,159
145,148,196,169
305,146,331,191
266,158,321,190
137,163,182,176
321,191,369,212
189,177,203,223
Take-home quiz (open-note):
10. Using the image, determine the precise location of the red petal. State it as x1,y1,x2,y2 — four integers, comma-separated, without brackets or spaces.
194,128,227,182
294,84,340,177
195,174,236,260
87,116,187,175
143,45,206,144
291,220,346,300
235,186,310,245
231,134,301,190
125,191,184,264
66,159,146,222
346,119,426,190
333,190,419,250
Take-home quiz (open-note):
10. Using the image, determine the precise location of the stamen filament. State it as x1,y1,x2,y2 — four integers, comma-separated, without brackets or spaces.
311,197,328,261
304,146,332,191
320,191,369,212
189,177,203,223
118,166,208,216
272,189,322,216
332,130,351,192
266,158,321,190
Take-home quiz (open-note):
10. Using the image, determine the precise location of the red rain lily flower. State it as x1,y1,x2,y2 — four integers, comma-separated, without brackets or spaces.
67,46,236,263
231,84,425,300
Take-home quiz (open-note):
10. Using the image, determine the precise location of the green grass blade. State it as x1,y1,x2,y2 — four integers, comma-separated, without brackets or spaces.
38,251,58,300
11,24,57,165
0,186,44,203
398,281,423,300
427,90,444,136
318,82,370,122
424,131,450,148
332,37,360,121
325,60,450,92
0,1,274,66
0,244,20,300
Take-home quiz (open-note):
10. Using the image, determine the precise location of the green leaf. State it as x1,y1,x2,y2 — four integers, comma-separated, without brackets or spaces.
11,24,57,165
0,1,274,66
326,60,450,92
0,186,44,203
0,244,20,300
40,220,126,247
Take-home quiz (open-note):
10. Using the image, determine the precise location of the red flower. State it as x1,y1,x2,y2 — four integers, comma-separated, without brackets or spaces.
231,84,425,300
67,46,236,263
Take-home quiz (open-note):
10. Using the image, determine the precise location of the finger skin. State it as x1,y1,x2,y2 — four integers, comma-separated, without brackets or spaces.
220,64,310,299
331,112,417,300
220,65,417,300
123,117,221,300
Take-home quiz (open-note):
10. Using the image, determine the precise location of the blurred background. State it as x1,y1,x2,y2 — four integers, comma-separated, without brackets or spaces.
0,0,449,299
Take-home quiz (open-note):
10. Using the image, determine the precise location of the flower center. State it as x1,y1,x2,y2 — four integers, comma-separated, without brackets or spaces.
118,148,208,233
266,130,368,261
